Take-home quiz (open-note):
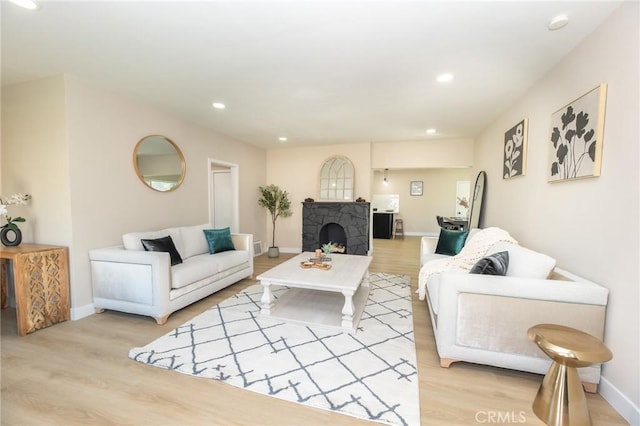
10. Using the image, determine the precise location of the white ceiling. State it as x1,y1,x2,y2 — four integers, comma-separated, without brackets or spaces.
1,1,622,149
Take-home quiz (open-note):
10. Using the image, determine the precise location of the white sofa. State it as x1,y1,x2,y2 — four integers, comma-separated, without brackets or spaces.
419,231,609,392
90,224,253,325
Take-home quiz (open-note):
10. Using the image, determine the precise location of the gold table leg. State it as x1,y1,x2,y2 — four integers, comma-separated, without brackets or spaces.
532,360,591,426
528,323,612,426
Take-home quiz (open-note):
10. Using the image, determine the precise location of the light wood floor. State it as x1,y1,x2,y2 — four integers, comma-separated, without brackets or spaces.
1,237,627,425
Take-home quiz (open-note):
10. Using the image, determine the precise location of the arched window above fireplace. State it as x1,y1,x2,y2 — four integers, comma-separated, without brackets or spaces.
319,156,354,201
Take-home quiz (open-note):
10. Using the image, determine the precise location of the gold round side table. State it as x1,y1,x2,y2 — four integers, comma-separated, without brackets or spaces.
528,324,612,426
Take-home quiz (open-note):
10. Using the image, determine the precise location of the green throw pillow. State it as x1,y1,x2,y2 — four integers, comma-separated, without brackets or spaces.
470,251,510,275
140,235,183,266
435,229,469,256
203,227,235,254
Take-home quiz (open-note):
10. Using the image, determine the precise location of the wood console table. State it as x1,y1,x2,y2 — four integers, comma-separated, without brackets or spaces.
1,244,70,336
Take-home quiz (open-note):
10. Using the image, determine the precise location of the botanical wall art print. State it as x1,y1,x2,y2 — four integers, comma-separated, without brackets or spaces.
549,84,607,182
503,118,528,179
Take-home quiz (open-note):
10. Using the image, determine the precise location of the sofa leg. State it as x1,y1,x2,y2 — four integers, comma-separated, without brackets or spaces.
583,382,598,393
440,358,457,368
95,308,105,314
154,315,169,325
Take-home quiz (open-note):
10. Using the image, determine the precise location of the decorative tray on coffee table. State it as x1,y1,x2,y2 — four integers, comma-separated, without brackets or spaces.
300,261,332,270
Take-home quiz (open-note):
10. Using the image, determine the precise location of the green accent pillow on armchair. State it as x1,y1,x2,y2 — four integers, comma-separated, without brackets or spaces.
435,229,469,256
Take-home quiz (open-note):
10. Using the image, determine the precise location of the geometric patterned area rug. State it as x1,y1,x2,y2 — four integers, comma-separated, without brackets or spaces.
129,272,419,426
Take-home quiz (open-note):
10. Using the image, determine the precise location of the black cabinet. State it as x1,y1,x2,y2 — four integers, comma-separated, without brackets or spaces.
373,213,394,239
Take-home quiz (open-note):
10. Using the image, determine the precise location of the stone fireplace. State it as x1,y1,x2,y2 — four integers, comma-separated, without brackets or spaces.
302,202,370,255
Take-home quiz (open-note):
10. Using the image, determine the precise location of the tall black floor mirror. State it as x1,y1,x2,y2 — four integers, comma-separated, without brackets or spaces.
468,171,486,230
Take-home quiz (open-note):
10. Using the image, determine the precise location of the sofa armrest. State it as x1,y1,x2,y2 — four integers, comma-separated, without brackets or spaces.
431,270,609,379
89,246,171,309
231,233,253,255
421,236,438,254
421,236,450,266
231,233,254,276
89,246,170,265
436,271,609,306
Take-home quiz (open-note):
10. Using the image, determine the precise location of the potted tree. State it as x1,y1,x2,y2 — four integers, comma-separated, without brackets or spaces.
258,184,293,258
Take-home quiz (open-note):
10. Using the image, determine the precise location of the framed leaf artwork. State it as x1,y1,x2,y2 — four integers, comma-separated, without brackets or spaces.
503,118,528,179
548,84,607,182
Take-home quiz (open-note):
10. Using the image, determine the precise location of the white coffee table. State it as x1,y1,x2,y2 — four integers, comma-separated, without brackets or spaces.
257,252,372,333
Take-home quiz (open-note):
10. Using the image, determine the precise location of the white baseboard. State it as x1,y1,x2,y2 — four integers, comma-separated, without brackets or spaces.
71,303,95,320
599,376,640,425
280,247,302,254
405,231,439,237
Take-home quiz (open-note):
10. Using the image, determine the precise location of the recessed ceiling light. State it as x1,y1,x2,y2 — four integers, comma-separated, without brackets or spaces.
8,0,39,10
548,14,569,31
212,102,226,110
436,73,454,83
426,128,437,135
278,137,288,142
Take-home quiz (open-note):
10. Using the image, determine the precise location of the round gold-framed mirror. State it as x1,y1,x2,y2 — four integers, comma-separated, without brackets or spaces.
133,135,186,192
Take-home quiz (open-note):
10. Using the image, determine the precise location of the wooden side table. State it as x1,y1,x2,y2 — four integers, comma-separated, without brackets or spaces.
528,323,612,426
1,244,70,336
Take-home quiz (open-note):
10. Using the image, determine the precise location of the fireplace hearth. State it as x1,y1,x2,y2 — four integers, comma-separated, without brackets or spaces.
302,202,370,255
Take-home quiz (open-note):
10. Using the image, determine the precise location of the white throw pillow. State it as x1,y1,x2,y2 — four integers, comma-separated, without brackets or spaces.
122,228,182,252
180,224,211,259
486,241,556,279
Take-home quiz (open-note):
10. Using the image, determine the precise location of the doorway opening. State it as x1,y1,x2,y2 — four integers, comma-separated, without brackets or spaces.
208,159,239,233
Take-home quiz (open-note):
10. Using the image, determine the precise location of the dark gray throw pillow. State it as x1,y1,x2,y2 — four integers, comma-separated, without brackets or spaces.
470,251,509,276
141,235,183,266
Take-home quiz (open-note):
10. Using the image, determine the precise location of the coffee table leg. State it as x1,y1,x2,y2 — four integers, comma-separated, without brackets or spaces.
260,280,274,315
341,290,355,329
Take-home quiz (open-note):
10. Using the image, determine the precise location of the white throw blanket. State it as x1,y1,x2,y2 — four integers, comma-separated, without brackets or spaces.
417,227,518,300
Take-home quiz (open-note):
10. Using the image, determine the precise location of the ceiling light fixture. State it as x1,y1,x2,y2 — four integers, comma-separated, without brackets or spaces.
212,102,226,110
548,14,569,31
426,128,437,135
278,137,287,142
8,0,40,10
436,73,454,83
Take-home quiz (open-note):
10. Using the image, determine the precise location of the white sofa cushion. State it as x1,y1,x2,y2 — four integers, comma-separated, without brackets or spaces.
213,250,251,272
180,224,210,259
420,251,449,266
170,250,251,289
486,242,556,279
171,254,221,289
122,228,182,252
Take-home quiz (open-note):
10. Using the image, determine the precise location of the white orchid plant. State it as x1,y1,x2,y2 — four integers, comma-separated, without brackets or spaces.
0,193,32,231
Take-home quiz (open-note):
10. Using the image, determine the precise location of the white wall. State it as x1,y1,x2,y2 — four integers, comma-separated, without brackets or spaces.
474,3,639,421
2,75,267,318
1,76,72,247
371,138,474,169
265,138,475,251
372,168,473,234
265,143,371,251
